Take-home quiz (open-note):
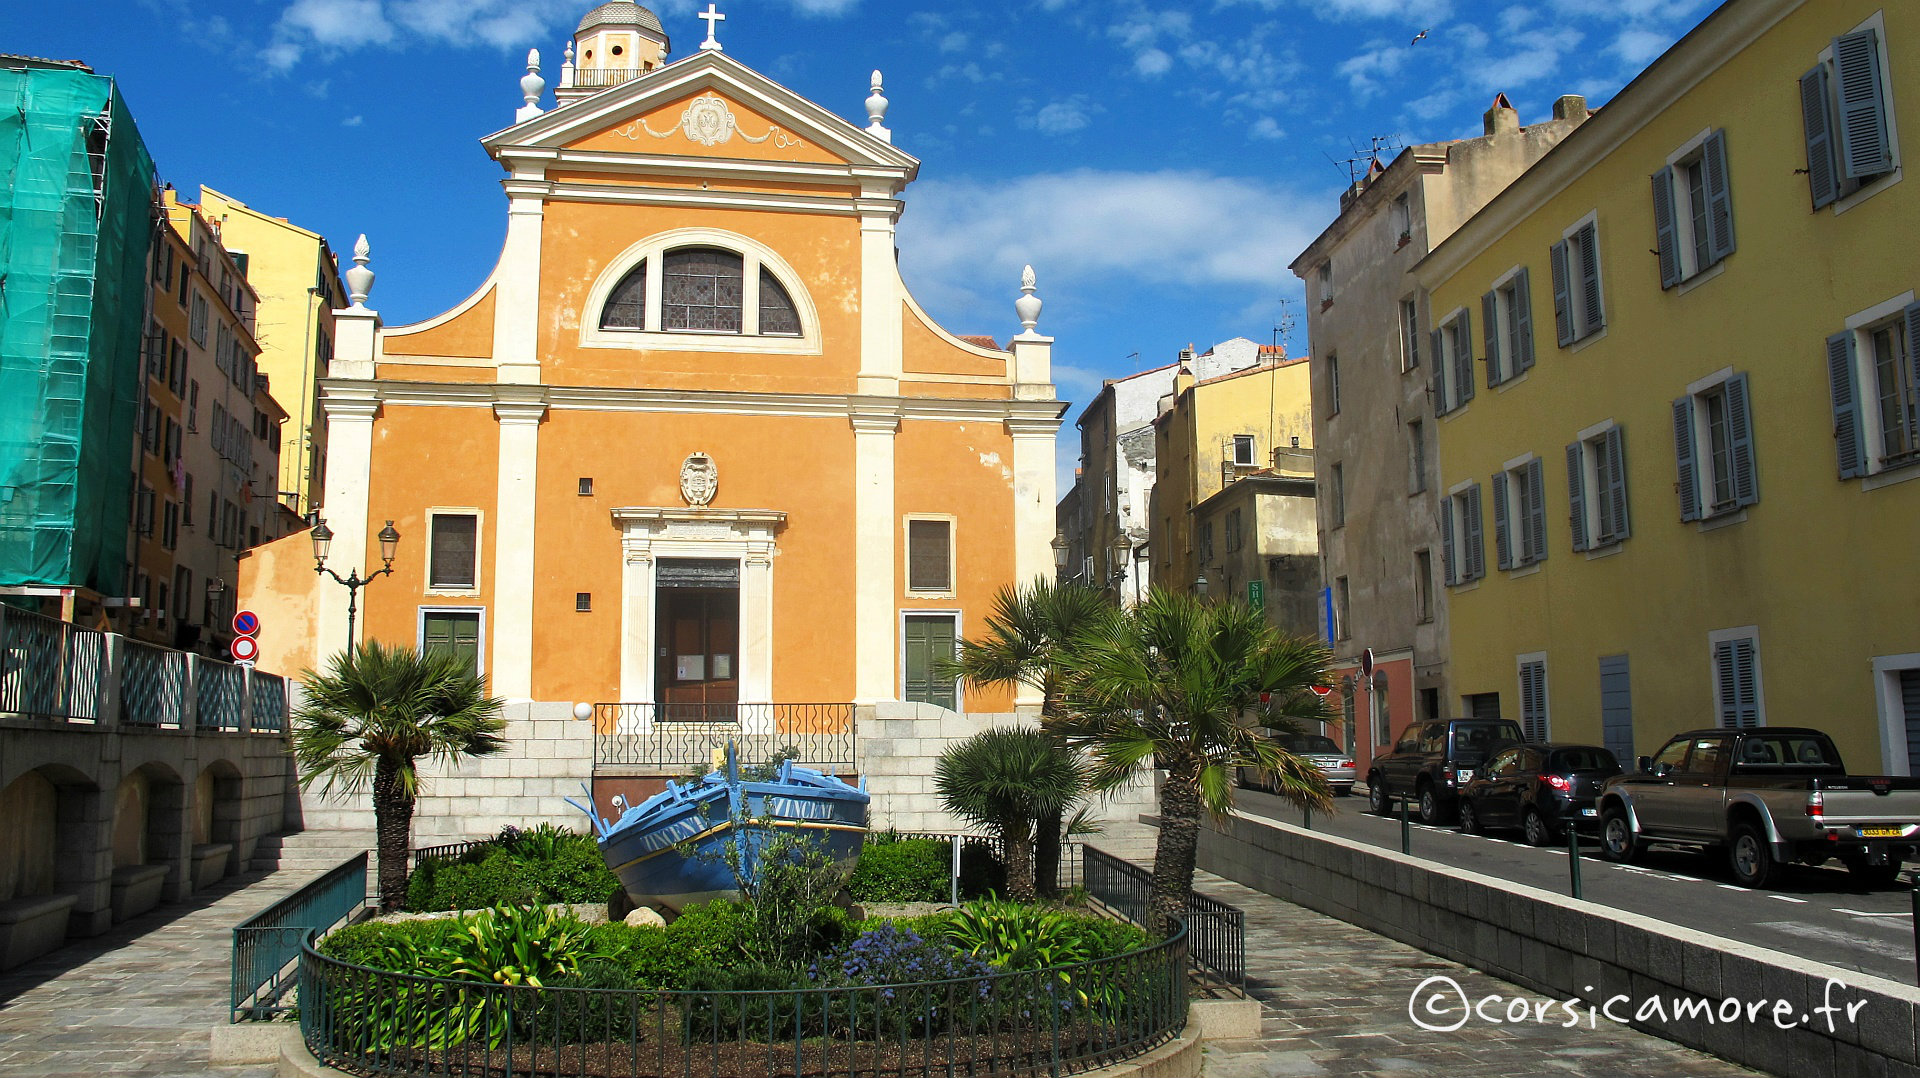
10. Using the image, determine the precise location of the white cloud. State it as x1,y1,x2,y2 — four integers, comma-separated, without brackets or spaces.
789,0,860,16
1133,48,1172,76
1248,116,1285,140
1028,97,1095,135
342,114,364,126
1609,27,1673,65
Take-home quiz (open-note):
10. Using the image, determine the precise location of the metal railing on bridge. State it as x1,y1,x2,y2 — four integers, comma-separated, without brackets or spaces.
1083,846,1246,992
0,603,103,721
231,852,368,1021
591,702,856,772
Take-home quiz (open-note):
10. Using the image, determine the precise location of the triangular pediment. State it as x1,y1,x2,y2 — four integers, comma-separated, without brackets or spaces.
483,51,917,174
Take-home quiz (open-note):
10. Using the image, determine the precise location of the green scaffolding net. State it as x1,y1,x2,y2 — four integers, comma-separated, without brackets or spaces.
0,68,155,593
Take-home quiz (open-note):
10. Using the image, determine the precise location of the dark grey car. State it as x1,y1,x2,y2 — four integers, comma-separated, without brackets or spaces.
1367,718,1528,824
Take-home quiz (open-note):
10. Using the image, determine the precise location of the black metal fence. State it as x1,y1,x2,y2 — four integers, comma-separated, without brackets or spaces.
298,922,1189,1078
1081,848,1245,991
232,852,368,1021
0,603,103,721
592,703,857,772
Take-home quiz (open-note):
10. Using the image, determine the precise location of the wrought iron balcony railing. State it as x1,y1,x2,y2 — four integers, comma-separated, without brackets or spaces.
591,702,856,772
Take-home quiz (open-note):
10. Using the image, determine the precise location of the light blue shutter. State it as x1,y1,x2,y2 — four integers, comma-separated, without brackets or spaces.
1465,482,1485,581
1651,167,1680,288
1440,494,1456,585
1566,442,1589,553
1482,291,1503,386
1550,240,1573,346
1906,304,1920,448
1715,638,1760,728
1833,30,1892,180
1726,372,1758,507
1605,426,1630,541
1577,223,1604,335
1800,65,1840,210
1828,330,1865,479
1672,397,1701,522
1703,130,1735,263
1513,268,1535,373
1430,328,1447,414
1492,471,1512,570
1526,458,1548,564
1454,311,1475,404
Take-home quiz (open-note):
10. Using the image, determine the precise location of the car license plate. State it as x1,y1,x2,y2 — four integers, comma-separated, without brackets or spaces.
1581,808,1598,817
1861,827,1905,838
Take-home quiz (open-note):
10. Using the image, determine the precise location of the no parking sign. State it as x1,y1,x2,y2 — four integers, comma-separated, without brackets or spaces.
231,609,260,665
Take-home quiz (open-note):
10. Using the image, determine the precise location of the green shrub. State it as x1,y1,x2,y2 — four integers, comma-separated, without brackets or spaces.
847,839,949,903
662,899,757,969
678,960,813,1042
583,923,676,988
318,918,464,968
405,830,618,912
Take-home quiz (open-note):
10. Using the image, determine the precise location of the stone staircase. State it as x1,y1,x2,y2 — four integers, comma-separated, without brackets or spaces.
249,828,376,877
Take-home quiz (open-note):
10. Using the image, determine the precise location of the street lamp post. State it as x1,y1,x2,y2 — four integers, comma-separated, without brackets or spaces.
310,518,401,652
1051,532,1070,581
1109,534,1132,597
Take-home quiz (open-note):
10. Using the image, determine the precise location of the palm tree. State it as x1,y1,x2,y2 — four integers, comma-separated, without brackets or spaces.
939,578,1112,896
1055,587,1334,930
293,642,507,910
934,726,1086,903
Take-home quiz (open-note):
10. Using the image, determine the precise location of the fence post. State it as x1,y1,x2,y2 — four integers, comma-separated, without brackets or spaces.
1399,798,1412,855
98,633,125,729
238,665,254,735
1567,823,1583,900
182,653,201,735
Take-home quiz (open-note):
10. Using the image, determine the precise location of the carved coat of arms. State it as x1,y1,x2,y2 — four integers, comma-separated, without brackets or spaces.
680,452,718,507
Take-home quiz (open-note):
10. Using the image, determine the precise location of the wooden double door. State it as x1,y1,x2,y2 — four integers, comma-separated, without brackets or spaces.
657,587,739,719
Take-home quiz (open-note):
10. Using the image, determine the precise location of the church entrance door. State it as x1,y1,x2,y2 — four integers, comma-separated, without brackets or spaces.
656,559,740,721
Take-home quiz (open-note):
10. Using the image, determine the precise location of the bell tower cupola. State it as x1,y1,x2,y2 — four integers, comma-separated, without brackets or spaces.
557,2,669,102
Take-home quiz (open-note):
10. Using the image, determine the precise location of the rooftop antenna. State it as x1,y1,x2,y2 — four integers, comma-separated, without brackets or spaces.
1329,134,1404,184
1273,298,1297,354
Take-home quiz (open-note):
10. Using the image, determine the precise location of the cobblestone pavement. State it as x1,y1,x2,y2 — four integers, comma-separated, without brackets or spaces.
0,867,307,1078
1196,871,1761,1078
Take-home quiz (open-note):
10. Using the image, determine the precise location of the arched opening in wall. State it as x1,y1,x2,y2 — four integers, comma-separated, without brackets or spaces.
663,247,744,332
0,770,62,904
110,763,185,922
194,761,245,889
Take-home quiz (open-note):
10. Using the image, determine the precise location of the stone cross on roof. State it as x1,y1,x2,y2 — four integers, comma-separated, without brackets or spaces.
698,3,724,52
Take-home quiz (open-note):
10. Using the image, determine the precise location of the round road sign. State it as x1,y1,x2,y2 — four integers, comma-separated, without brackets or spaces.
233,610,260,637
230,636,260,663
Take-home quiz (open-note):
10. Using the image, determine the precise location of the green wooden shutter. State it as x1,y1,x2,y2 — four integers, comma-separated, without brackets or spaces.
1828,330,1865,479
1833,30,1892,180
903,616,957,709
423,612,480,675
1440,494,1456,586
1492,471,1512,571
1651,167,1680,288
1703,130,1735,263
1577,223,1604,336
1550,240,1573,346
1672,397,1701,522
1454,311,1475,404
1605,426,1630,541
1482,291,1503,386
1525,458,1548,564
1800,64,1840,209
1726,372,1758,507
1430,328,1447,413
1566,442,1589,553
1513,268,1535,373
1464,482,1485,581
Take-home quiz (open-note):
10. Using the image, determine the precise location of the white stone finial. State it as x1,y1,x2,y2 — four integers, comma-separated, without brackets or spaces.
517,49,546,121
698,3,725,52
560,42,575,89
865,70,891,143
346,234,374,307
1015,264,1041,331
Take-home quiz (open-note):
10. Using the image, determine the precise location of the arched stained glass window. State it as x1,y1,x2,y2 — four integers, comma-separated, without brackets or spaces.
759,267,800,335
599,261,647,329
663,247,743,332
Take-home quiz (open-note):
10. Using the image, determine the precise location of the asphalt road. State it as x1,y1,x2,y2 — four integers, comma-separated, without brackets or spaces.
1230,784,1920,986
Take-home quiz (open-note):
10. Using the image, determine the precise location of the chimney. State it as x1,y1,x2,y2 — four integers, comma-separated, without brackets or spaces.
1483,92,1519,137
1553,94,1590,123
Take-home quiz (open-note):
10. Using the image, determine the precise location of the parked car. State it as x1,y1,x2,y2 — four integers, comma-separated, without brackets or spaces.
1239,733,1355,796
1598,727,1920,889
1367,718,1528,824
1457,743,1623,845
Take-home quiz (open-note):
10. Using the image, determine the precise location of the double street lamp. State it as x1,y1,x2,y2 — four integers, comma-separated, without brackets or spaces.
310,518,401,651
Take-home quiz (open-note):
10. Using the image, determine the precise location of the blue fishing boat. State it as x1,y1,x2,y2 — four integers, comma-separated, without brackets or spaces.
567,745,869,914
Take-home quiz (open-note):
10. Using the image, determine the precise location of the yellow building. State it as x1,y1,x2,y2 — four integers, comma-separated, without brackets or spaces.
195,187,349,520
1148,342,1315,623
1417,0,1920,772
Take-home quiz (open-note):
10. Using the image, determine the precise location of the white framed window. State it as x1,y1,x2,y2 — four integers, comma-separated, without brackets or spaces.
1800,16,1901,213
579,228,819,354
1399,296,1421,372
1672,369,1757,522
1480,267,1535,386
1317,259,1333,306
1568,420,1631,552
1709,628,1764,729
905,516,955,595
1429,308,1474,414
1549,214,1605,346
1231,434,1255,466
1517,654,1549,741
1391,192,1412,245
1829,294,1920,480
1326,354,1341,416
1653,128,1735,288
1407,419,1426,495
1440,480,1484,586
427,510,482,593
1492,454,1547,571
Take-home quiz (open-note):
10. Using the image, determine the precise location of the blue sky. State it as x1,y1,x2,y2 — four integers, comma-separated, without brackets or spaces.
10,0,1715,471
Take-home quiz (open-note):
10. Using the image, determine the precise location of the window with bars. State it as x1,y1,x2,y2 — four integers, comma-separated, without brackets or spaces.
599,261,647,329
906,518,953,593
429,512,479,590
597,248,806,337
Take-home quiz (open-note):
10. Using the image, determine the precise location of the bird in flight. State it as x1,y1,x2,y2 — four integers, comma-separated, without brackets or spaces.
1411,28,1430,44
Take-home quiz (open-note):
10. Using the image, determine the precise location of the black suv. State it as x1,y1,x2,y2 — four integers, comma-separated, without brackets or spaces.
1367,718,1527,824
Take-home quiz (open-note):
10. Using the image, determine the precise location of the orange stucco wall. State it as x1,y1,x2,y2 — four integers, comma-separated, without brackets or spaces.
383,284,498,358
237,528,323,677
901,303,1009,379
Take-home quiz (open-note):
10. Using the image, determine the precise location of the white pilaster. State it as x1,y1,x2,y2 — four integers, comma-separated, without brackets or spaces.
316,386,380,655
1008,415,1060,709
856,184,903,396
619,547,655,713
494,178,545,385
740,544,775,726
851,409,900,704
491,394,547,700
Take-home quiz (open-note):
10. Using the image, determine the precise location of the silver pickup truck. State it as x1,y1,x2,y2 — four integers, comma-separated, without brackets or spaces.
1596,727,1920,889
